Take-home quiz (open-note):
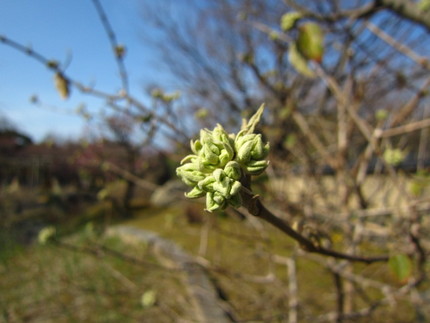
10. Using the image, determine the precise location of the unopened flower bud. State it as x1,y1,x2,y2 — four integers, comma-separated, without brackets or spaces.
176,103,269,212
191,139,203,155
203,145,219,165
230,180,242,196
236,139,254,164
185,186,205,198
176,163,205,186
206,192,226,212
235,130,269,174
245,159,269,175
197,175,216,191
224,161,242,180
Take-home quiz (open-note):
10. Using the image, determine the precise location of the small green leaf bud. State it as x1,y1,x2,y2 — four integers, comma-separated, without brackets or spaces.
212,124,226,141
229,180,242,196
54,72,70,99
180,154,197,165
191,139,202,154
250,135,265,159
185,186,206,199
203,145,219,165
224,161,242,180
281,11,303,31
200,129,214,146
213,191,225,205
236,139,254,164
197,176,216,191
206,192,226,212
38,226,56,245
245,160,269,175
176,163,205,186
209,144,221,155
213,168,225,182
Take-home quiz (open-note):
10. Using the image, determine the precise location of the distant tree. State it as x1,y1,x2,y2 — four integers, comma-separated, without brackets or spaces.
144,0,430,320
141,0,430,180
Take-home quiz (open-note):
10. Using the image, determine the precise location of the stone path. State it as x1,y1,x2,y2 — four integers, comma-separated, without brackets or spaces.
106,225,233,323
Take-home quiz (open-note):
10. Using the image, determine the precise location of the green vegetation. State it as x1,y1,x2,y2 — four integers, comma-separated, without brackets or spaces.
0,226,192,322
0,201,420,322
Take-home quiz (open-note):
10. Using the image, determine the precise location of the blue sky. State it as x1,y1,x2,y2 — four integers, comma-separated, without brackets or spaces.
0,0,159,142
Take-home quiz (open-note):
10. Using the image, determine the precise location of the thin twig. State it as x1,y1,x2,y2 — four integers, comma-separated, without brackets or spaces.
0,35,52,67
379,117,430,138
91,0,129,94
292,111,337,167
103,161,159,191
273,255,299,323
333,272,345,323
0,34,190,145
365,21,430,69
240,186,389,264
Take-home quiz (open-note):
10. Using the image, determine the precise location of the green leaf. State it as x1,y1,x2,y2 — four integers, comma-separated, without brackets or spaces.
269,31,280,41
288,43,315,77
240,103,265,134
185,185,205,198
224,161,242,180
297,22,324,62
383,148,406,166
375,109,388,121
418,0,430,11
389,254,412,282
114,45,126,59
97,188,109,200
284,134,297,149
195,108,209,119
54,72,70,99
141,290,157,308
38,226,56,245
409,171,430,197
280,11,303,31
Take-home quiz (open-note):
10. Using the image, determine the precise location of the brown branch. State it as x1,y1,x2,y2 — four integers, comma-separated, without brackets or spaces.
283,0,379,22
240,185,388,264
91,0,129,94
102,161,159,191
292,111,337,167
0,34,125,101
365,21,430,69
0,34,191,145
380,117,430,138
333,272,345,323
0,35,54,68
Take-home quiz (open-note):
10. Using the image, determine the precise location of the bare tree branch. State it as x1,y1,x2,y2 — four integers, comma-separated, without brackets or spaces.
376,0,430,32
91,0,130,94
240,180,389,264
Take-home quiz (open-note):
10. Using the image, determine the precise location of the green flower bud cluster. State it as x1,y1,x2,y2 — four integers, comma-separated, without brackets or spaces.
176,104,269,212
235,130,270,175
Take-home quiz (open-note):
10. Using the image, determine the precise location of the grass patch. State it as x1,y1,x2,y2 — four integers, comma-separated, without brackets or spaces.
0,198,423,322
0,230,194,322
